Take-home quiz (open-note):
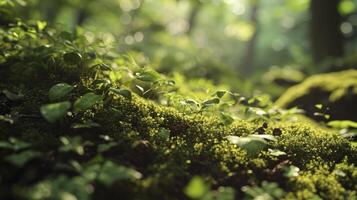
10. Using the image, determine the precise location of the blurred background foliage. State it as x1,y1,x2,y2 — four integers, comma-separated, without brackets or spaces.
3,0,357,97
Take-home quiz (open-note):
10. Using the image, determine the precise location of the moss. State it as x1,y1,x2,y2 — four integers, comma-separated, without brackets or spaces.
1,64,356,199
285,163,357,200
0,20,356,200
273,123,352,167
276,70,357,121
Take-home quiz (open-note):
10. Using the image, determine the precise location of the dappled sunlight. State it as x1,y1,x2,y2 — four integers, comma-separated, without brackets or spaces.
0,0,356,199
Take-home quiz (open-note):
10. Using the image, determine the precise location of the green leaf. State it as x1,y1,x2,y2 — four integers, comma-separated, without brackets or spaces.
71,121,100,129
59,136,86,155
110,88,132,100
216,187,235,200
92,63,111,71
0,114,14,124
0,141,13,150
59,31,73,41
63,52,82,65
136,70,161,82
8,138,31,151
135,85,145,93
242,181,285,200
36,21,47,30
220,112,234,125
283,165,300,178
184,176,209,199
183,99,199,106
73,93,102,112
5,150,42,167
97,142,117,153
314,104,323,110
226,135,267,156
40,101,71,123
268,149,286,157
2,89,24,101
48,83,74,102
327,120,357,129
249,134,277,142
214,90,227,98
202,97,220,108
98,161,142,186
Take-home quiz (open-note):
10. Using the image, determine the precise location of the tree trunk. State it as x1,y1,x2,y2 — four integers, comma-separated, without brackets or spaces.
310,0,344,64
240,1,260,76
76,9,88,27
43,0,63,25
187,2,201,35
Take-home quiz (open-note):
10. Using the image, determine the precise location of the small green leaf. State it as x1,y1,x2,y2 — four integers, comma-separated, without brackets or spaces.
202,97,220,108
63,52,82,65
283,165,300,178
5,150,42,167
183,99,199,106
92,63,111,71
184,176,209,199
71,121,101,129
327,120,357,129
0,141,13,150
110,88,132,100
59,136,86,155
40,101,71,123
97,161,142,186
226,135,267,156
59,31,73,41
314,112,330,120
250,134,277,142
2,89,24,101
220,112,234,125
135,85,145,93
268,149,286,157
315,104,323,110
214,90,227,98
0,115,14,124
36,21,47,30
216,187,235,200
136,70,161,82
8,138,31,151
242,181,285,199
48,83,74,102
73,93,102,113
97,142,117,153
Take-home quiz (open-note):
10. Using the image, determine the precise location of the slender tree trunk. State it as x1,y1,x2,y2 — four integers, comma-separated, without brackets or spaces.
240,1,260,76
43,0,62,25
310,0,344,64
76,9,88,26
187,2,201,35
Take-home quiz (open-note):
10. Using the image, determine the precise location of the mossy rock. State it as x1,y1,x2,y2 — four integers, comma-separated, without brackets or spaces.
276,70,357,121
1,73,355,199
263,66,305,87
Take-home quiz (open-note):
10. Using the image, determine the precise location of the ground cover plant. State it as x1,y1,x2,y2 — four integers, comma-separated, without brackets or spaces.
1,1,357,200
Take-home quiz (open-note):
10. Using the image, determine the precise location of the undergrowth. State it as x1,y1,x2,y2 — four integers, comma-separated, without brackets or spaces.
0,7,356,200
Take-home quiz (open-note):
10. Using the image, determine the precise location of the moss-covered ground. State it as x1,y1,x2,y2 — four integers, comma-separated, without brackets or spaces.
0,16,356,200
276,70,357,121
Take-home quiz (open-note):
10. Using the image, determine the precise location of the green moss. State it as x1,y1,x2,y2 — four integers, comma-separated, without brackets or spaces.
285,163,357,200
0,19,356,200
273,123,352,167
276,70,357,121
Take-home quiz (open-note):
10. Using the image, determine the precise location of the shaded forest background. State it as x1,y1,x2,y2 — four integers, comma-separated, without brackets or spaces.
4,0,357,96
